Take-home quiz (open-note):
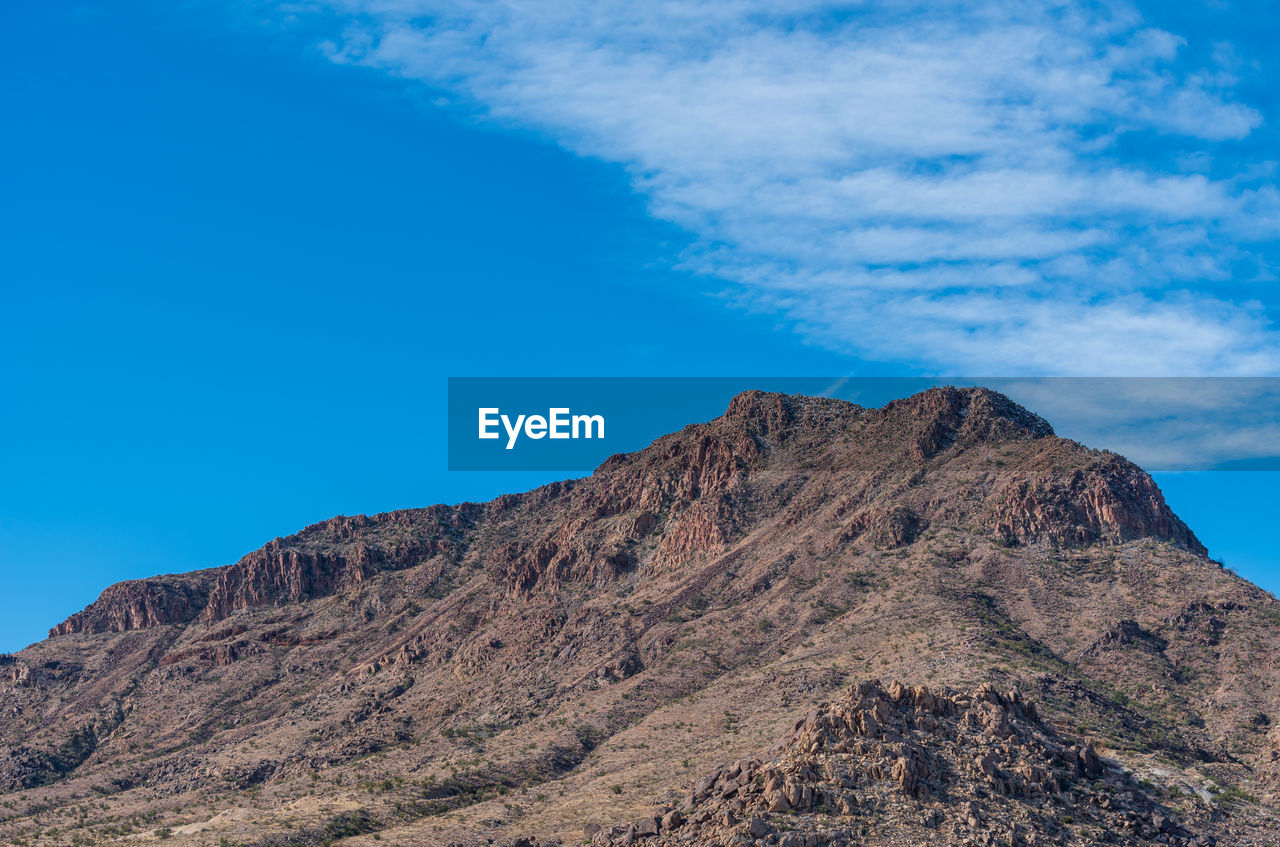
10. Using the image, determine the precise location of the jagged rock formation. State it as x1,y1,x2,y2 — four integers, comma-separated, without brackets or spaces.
594,680,1204,846
50,574,212,636
984,455,1206,552
53,506,481,636
1,388,1275,847
200,506,478,623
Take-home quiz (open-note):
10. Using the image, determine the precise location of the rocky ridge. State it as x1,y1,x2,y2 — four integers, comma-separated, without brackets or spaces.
50,388,1203,638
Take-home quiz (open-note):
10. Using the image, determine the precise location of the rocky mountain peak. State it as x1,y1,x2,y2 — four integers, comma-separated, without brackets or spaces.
5,387,1275,846
719,385,1053,445
720,390,854,437
46,387,1199,637
876,385,1053,458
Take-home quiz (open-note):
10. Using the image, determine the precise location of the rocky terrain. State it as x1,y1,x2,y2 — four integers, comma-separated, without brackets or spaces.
588,679,1221,847
1,387,1277,846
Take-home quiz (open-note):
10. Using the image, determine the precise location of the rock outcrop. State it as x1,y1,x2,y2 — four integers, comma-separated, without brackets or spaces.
595,680,1196,846
50,575,210,637
52,506,482,636
203,506,479,622
985,454,1206,552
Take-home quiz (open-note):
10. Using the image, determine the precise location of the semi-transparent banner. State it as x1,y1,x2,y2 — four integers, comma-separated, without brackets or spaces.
447,377,1280,472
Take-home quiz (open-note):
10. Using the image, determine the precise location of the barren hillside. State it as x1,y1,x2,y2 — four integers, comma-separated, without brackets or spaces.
2,388,1277,846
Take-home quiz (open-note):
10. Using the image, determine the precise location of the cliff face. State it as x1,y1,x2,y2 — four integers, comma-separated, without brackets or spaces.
200,506,479,623
51,506,484,636
985,456,1205,552
49,575,211,637
9,387,1273,847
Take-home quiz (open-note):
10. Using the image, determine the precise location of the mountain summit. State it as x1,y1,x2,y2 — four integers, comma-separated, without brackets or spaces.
2,388,1275,846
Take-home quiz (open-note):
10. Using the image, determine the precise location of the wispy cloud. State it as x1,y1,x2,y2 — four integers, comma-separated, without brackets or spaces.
978,378,1280,470
278,0,1278,374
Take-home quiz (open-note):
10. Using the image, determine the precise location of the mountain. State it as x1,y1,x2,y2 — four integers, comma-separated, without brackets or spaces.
2,387,1277,847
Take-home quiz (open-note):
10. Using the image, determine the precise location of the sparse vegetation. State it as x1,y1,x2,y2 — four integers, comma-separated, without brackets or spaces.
2,389,1276,845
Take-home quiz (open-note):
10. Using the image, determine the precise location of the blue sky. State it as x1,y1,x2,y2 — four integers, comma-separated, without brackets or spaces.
1,1,1277,652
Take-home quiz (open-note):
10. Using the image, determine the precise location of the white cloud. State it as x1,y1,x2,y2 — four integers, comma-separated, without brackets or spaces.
978,378,1280,469
283,0,1278,374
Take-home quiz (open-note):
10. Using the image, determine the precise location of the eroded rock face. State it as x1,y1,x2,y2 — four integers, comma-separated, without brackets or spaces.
51,507,481,636
49,578,209,637
985,456,1205,552
881,385,1054,461
600,679,1191,847
203,506,479,622
837,505,928,549
206,543,396,623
